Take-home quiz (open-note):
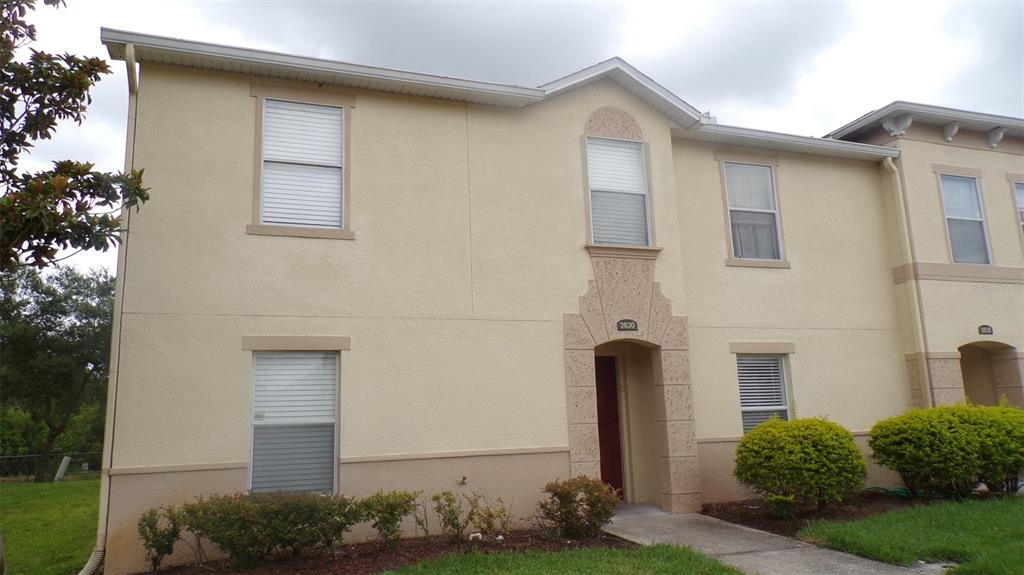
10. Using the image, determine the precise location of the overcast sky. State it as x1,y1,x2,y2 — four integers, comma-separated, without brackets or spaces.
19,0,1024,273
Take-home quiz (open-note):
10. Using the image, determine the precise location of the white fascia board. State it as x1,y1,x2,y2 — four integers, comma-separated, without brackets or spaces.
676,123,900,160
828,101,1024,139
100,28,544,107
540,57,705,127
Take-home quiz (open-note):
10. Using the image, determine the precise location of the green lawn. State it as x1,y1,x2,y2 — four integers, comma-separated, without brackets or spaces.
799,497,1024,575
0,479,100,575
391,544,743,574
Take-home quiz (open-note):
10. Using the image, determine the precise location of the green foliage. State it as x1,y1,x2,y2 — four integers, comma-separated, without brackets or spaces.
735,418,866,513
137,506,181,572
311,493,365,551
534,476,619,539
799,498,1024,575
179,494,273,567
869,404,1024,497
1,0,149,270
431,490,469,542
465,492,512,540
362,489,421,549
0,266,113,481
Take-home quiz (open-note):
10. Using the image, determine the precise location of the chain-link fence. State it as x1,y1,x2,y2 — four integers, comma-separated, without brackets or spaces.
0,452,101,482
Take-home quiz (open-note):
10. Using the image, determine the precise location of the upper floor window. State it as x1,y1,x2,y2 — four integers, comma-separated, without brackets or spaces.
723,162,782,260
940,174,990,264
1014,182,1024,237
260,99,345,229
586,137,650,246
737,354,790,433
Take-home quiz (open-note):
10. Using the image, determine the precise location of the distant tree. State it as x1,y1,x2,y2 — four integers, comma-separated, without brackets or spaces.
0,266,113,481
0,0,148,271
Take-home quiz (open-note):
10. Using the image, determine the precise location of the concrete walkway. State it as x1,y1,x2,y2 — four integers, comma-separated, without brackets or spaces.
605,505,931,575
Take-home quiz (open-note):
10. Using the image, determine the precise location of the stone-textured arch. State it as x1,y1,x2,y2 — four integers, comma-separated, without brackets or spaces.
585,106,643,140
563,251,700,513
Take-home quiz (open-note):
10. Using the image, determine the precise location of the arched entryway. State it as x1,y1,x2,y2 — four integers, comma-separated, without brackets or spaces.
563,248,700,513
959,341,1023,406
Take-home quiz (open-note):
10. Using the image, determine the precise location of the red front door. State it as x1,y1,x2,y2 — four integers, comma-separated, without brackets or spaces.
595,356,624,498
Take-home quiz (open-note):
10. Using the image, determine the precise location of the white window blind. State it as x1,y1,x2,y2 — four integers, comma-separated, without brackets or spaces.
724,162,782,260
940,175,989,264
261,99,344,229
737,355,789,433
587,137,650,246
1013,182,1024,236
251,351,337,493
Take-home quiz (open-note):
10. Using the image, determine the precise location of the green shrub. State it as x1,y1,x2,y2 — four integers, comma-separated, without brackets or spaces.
869,404,1024,497
137,506,181,572
363,490,421,549
431,491,469,542
180,494,273,567
534,476,618,539
735,418,866,513
466,492,512,540
312,494,365,550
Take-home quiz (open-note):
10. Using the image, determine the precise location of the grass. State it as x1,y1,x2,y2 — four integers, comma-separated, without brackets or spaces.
390,544,744,574
0,479,100,575
798,497,1024,575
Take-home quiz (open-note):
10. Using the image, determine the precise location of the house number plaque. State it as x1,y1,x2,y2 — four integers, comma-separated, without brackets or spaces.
616,319,638,331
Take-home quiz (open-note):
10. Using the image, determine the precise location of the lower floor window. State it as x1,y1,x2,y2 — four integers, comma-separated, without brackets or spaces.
737,354,790,433
251,351,337,492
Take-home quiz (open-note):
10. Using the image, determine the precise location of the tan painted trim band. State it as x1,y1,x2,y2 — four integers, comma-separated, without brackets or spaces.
339,445,569,464
931,164,982,178
242,336,352,351
1006,172,1024,183
107,461,247,476
246,224,355,240
729,341,796,354
698,431,870,444
905,351,961,360
991,350,1024,360
892,262,1024,284
713,149,779,166
724,258,791,269
585,243,663,259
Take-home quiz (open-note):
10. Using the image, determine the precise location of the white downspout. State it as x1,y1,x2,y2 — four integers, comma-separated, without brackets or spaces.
883,156,933,407
78,42,138,575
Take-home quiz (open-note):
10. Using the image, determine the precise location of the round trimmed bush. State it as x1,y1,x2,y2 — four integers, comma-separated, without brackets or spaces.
869,404,1024,497
734,418,866,512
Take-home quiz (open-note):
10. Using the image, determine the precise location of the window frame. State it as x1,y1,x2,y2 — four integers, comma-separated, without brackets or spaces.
735,353,792,434
934,165,992,265
243,336,350,494
583,135,655,248
715,151,788,267
248,85,355,240
1008,173,1024,256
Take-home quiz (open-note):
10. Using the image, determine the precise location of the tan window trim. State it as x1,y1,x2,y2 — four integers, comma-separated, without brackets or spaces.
251,85,355,239
1008,173,1024,257
585,243,662,260
931,164,982,178
729,342,796,354
715,150,789,266
581,134,658,249
242,336,351,351
933,165,993,265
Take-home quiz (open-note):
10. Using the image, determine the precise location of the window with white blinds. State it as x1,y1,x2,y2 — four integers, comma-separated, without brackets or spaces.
587,137,650,246
261,99,344,229
251,351,337,492
737,355,790,433
940,175,990,264
724,162,782,260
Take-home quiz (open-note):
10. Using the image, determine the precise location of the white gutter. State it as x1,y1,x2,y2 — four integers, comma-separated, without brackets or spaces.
675,123,900,160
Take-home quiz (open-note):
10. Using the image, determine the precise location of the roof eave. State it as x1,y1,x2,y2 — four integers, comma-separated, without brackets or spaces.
676,123,900,160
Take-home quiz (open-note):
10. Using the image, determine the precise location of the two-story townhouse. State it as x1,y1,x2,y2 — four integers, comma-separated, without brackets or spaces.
90,29,1024,574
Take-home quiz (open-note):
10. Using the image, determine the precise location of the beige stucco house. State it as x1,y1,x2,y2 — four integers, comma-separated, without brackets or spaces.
92,28,1024,573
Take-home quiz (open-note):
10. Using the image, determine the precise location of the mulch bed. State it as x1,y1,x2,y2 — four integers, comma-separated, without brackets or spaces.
158,530,637,574
701,490,927,537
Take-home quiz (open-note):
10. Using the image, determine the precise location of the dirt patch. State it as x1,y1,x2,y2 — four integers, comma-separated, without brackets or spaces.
157,530,636,574
701,491,926,537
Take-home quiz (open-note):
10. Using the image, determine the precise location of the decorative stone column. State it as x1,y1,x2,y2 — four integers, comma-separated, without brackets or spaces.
991,351,1024,407
654,326,700,513
926,353,965,405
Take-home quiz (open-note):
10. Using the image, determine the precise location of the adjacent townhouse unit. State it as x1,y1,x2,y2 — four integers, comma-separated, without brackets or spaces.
93,28,1024,573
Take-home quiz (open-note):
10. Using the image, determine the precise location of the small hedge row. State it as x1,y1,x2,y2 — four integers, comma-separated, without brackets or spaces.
139,476,618,571
869,404,1024,497
734,417,866,515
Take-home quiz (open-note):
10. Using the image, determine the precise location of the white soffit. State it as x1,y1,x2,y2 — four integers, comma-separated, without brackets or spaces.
674,123,900,160
828,101,1024,141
